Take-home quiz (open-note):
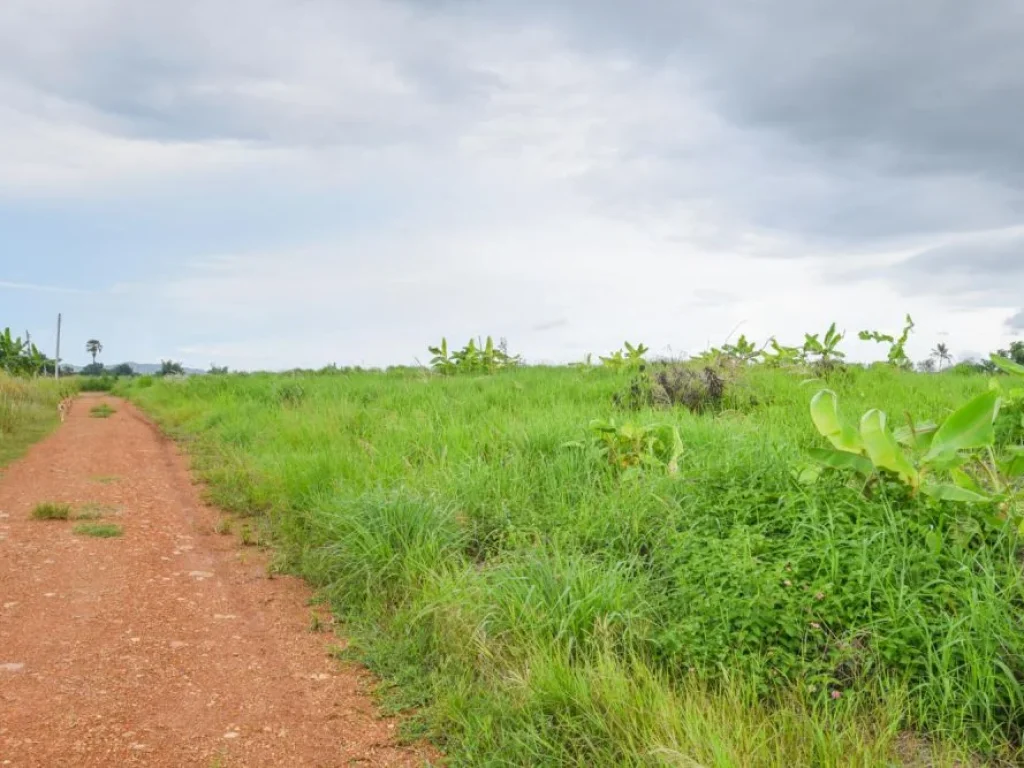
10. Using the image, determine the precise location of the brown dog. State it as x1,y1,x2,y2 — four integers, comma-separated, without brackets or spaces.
58,397,73,423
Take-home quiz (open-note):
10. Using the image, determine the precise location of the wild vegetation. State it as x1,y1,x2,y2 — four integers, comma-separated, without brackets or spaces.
115,323,1024,766
0,372,74,467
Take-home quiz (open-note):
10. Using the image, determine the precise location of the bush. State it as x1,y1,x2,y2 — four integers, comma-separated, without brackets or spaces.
78,376,116,392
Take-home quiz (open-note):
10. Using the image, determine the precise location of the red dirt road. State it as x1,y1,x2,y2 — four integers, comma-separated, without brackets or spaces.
0,395,431,767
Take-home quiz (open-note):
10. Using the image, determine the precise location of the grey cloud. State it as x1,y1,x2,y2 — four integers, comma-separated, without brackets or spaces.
1008,310,1024,331
879,231,1024,305
530,318,569,332
434,0,1024,244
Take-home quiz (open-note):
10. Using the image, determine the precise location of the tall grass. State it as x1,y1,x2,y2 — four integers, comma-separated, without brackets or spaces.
0,373,72,467
126,365,1021,764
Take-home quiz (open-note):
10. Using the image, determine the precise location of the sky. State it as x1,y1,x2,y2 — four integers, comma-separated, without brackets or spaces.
1,0,1023,370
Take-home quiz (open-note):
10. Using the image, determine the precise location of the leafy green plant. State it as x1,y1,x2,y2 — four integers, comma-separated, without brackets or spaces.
720,335,760,363
428,336,521,375
567,418,683,475
858,315,915,369
760,338,805,368
0,328,49,377
600,341,649,370
806,387,1020,508
802,323,846,369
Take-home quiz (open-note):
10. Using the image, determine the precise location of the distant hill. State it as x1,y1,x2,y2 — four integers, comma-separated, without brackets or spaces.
65,362,206,375
124,362,206,375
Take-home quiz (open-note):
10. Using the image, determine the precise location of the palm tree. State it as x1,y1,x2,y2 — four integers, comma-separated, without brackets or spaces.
86,339,103,365
931,342,952,370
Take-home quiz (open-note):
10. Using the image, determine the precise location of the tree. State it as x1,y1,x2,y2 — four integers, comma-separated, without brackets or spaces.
0,328,47,376
208,364,229,375
86,339,103,365
930,342,953,370
80,362,105,376
159,360,185,376
996,340,1024,366
109,363,134,377
917,358,937,373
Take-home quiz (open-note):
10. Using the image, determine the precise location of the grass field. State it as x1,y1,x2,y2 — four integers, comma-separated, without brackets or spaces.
124,363,1023,765
0,373,72,468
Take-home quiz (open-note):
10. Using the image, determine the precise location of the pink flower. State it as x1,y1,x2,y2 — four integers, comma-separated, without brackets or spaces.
831,690,842,700
815,592,826,601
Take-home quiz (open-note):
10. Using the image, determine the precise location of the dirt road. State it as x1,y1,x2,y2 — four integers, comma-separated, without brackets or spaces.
0,395,430,767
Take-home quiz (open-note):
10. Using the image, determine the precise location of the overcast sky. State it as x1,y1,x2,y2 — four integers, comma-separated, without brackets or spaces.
2,0,1022,369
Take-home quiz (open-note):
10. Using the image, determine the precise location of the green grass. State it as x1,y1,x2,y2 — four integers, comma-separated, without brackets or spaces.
31,502,72,520
73,522,123,538
0,373,73,469
89,403,116,418
125,364,1022,765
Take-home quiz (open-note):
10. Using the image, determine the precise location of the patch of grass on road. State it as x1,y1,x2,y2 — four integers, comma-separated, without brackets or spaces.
73,522,123,538
89,404,116,419
31,502,72,520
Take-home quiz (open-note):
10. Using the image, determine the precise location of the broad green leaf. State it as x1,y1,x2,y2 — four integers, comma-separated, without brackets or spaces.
810,390,863,453
920,483,993,503
950,468,983,493
991,355,1024,376
924,390,1001,463
1001,446,1024,478
807,448,875,476
893,422,938,450
860,409,919,487
925,530,942,556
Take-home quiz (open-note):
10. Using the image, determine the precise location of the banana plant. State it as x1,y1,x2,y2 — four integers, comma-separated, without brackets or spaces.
601,342,649,370
760,338,804,368
807,388,1007,503
803,323,846,367
0,328,48,376
721,334,760,363
427,338,457,375
566,419,684,475
858,314,915,369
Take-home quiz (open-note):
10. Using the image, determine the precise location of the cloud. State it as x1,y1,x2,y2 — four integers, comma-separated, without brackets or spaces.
0,279,90,294
877,228,1024,307
2,0,1024,367
1008,310,1024,332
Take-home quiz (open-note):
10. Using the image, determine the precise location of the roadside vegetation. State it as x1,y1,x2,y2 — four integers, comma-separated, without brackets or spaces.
117,321,1024,765
0,328,76,467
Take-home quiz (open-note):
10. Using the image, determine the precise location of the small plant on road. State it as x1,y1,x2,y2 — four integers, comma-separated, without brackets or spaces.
73,522,123,538
32,502,71,520
89,404,116,418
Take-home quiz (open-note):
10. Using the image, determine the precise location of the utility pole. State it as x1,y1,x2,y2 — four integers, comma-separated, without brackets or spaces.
55,313,62,381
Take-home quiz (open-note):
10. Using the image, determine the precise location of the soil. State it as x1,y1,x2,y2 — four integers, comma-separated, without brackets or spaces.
0,394,434,767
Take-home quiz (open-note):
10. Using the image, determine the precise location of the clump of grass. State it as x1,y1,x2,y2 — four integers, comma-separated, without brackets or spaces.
74,502,119,520
89,403,116,419
73,522,123,538
91,475,120,484
214,518,233,535
32,502,72,520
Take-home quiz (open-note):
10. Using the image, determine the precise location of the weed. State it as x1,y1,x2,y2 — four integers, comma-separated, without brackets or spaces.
89,403,116,418
73,522,123,538
32,502,72,520
215,518,233,535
